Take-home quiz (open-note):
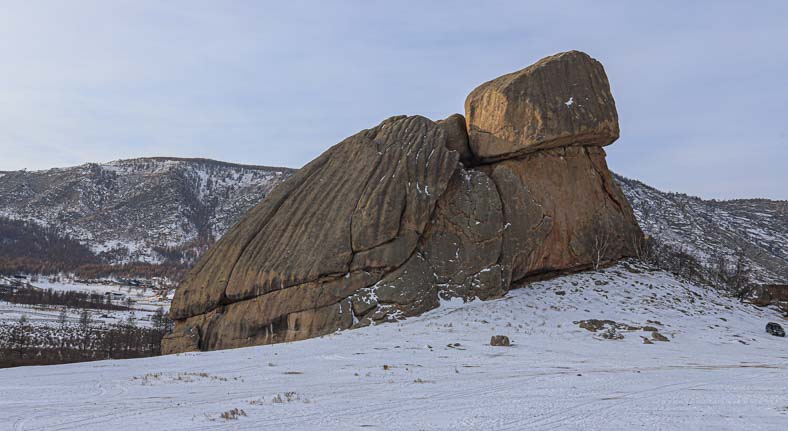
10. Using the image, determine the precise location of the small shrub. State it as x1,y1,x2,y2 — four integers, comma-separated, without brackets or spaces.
270,392,306,404
220,408,246,420
600,327,624,340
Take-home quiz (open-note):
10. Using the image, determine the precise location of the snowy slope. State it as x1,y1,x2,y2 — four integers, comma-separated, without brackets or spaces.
2,262,785,431
616,174,787,284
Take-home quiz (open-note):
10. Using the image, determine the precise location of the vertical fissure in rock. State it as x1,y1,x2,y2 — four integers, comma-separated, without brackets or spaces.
584,147,625,215
348,140,387,256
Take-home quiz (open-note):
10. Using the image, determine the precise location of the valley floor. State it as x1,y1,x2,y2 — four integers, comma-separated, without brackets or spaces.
1,262,786,430
0,276,171,328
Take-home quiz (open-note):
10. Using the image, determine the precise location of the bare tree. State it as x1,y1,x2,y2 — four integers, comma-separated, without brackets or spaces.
632,235,654,263
578,219,612,271
78,308,93,353
58,308,68,328
12,314,33,356
151,307,166,334
730,249,752,300
592,231,610,270
713,254,729,287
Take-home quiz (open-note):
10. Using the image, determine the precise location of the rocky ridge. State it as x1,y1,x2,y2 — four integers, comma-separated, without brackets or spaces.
0,158,293,265
3,159,780,289
164,51,644,353
616,174,787,284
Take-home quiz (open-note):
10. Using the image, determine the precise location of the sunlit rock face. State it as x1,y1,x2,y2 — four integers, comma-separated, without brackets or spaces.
465,50,619,162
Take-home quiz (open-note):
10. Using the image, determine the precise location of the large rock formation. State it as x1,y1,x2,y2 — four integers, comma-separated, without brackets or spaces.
163,51,643,354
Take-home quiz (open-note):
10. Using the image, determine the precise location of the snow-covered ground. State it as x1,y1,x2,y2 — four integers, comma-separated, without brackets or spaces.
1,262,786,430
0,276,171,328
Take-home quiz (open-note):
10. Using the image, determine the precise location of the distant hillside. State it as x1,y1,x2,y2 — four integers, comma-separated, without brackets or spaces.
615,174,787,285
1,158,783,286
0,158,294,267
0,217,99,274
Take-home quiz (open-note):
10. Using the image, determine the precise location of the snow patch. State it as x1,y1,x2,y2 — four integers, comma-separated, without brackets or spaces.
1,263,784,430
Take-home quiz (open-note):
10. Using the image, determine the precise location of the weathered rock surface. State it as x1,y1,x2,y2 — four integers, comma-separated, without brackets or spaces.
164,50,643,354
170,115,457,319
481,145,641,281
350,169,507,326
165,115,462,352
420,169,505,300
465,50,619,162
436,114,474,165
490,335,511,346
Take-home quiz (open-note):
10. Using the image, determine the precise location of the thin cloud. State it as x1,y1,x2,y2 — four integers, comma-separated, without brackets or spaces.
0,1,785,199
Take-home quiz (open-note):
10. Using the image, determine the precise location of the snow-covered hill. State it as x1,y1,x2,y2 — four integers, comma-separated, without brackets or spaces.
1,261,785,430
0,158,293,264
616,174,787,284
1,159,784,287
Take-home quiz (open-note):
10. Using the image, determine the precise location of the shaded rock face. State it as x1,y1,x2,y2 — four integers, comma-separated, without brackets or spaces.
436,114,474,165
490,335,511,346
164,50,642,354
481,145,641,282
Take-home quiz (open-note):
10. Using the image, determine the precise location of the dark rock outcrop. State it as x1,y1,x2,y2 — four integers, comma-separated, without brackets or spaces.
163,50,642,354
745,284,788,316
490,335,511,346
436,114,474,165
766,322,785,337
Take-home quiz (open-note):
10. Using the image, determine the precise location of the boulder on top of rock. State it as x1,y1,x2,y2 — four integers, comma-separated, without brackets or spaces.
465,50,619,162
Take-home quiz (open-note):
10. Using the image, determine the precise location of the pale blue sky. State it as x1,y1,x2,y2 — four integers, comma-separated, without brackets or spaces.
0,1,785,199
